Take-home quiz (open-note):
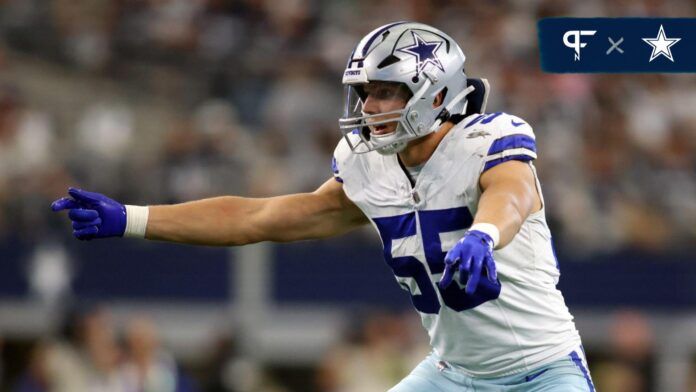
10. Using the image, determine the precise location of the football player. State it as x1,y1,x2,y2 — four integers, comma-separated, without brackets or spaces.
53,22,594,391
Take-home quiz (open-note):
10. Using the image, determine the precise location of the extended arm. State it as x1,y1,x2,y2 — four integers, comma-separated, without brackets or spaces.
146,179,368,246
52,179,368,246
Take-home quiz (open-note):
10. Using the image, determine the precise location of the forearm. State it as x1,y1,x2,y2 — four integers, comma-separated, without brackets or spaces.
473,185,532,248
146,196,267,246
53,179,364,244
475,162,541,249
145,186,364,246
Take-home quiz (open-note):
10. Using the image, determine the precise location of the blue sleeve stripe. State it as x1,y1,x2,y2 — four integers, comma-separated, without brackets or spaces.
487,134,536,156
332,156,343,182
464,112,504,128
483,154,534,172
480,112,502,124
464,114,486,128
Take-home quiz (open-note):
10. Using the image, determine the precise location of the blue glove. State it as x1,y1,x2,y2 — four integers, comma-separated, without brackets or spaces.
438,230,498,294
51,187,126,240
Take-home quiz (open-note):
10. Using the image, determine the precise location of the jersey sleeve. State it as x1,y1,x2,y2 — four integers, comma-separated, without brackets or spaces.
331,136,354,184
479,113,537,173
331,156,343,183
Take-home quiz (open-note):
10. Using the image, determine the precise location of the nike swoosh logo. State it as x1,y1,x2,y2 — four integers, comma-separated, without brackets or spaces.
525,369,549,382
511,119,525,127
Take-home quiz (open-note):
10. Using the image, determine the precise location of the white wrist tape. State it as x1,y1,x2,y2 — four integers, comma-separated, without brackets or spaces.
470,223,500,249
124,205,149,238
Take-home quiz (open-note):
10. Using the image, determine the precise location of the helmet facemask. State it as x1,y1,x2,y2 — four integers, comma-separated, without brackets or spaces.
339,75,473,155
339,77,443,155
340,81,412,155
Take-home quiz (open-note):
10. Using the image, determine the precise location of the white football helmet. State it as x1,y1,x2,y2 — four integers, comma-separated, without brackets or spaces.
339,21,472,155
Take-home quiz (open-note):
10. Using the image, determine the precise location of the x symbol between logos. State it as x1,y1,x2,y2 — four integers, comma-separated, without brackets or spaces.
607,37,624,54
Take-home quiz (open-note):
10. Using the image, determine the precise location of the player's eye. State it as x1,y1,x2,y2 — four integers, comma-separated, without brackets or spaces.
374,88,394,99
365,86,397,100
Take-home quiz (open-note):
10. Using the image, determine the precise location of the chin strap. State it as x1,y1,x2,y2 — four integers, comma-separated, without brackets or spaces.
429,84,475,133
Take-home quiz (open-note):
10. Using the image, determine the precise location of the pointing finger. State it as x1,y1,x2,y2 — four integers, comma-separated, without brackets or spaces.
460,255,472,274
486,255,497,282
465,255,483,295
439,259,458,289
68,187,101,204
51,197,80,212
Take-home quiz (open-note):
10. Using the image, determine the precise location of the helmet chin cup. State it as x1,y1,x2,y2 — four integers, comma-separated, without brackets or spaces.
376,140,407,155
370,125,409,155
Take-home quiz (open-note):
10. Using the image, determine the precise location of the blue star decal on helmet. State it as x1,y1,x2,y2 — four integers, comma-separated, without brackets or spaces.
398,31,445,75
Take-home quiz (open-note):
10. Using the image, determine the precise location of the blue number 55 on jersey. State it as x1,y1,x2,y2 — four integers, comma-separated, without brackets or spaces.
373,206,501,314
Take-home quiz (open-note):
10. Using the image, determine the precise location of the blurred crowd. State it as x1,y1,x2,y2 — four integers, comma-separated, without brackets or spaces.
1,0,695,254
0,306,675,392
0,306,428,392
0,305,283,392
11,308,193,392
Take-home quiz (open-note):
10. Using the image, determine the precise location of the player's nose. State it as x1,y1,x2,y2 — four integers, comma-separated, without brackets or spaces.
362,94,379,115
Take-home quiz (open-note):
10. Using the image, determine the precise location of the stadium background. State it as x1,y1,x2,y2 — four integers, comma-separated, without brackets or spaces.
1,0,695,391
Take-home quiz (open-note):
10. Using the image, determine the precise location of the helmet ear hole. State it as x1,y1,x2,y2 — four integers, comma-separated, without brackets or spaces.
433,87,448,108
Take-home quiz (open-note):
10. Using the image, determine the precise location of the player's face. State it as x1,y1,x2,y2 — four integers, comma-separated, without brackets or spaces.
361,81,411,135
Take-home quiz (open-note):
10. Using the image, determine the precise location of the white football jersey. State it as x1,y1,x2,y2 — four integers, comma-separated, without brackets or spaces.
332,112,582,377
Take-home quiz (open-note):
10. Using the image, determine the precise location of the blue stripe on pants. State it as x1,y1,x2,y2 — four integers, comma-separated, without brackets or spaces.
569,351,595,392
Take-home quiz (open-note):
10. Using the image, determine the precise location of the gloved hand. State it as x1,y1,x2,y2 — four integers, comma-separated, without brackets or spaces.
438,230,498,294
51,187,127,240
